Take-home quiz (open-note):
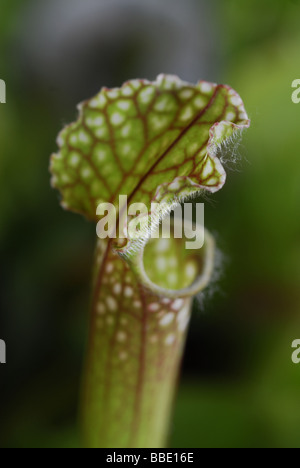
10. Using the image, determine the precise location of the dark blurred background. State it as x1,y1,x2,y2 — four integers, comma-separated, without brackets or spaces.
1,0,300,448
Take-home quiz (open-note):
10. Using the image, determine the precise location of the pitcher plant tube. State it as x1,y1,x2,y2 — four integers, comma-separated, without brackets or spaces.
50,74,250,448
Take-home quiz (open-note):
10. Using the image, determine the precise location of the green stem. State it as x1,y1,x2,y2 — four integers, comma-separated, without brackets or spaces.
82,239,192,448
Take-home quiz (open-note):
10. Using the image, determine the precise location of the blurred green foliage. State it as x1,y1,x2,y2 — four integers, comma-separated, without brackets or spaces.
1,0,300,448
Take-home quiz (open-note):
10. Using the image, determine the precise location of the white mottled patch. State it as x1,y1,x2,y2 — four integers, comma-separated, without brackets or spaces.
57,134,64,146
111,112,125,126
186,262,197,279
160,312,175,327
172,299,184,311
169,180,181,191
89,99,99,108
151,115,168,131
202,158,214,178
230,95,242,107
165,334,175,345
161,75,181,90
134,300,142,308
200,82,214,94
106,263,114,273
226,111,236,121
120,143,132,156
207,176,218,186
70,134,78,145
70,152,80,167
107,89,119,99
124,286,133,298
214,123,225,141
122,86,134,96
156,257,167,271
96,116,105,126
79,131,89,143
95,127,107,138
162,298,171,305
90,94,107,108
107,296,117,312
214,157,225,174
96,149,107,161
113,283,122,295
86,115,105,127
149,303,160,312
179,89,194,100
131,80,141,90
194,96,206,108
154,97,170,112
117,100,131,111
139,86,155,104
117,331,127,342
179,105,193,121
121,123,132,138
81,167,92,179
98,94,107,107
